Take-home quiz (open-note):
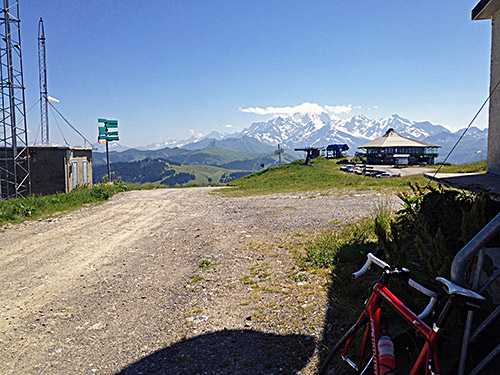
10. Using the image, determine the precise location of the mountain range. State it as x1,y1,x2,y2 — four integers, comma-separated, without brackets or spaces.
237,113,487,164
97,112,488,168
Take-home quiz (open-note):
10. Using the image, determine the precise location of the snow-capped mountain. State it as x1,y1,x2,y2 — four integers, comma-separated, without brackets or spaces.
237,112,487,164
240,113,452,148
129,112,487,165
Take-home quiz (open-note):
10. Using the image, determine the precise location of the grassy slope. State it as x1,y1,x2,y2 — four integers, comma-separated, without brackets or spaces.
221,158,430,196
0,182,136,225
167,163,247,185
222,158,488,197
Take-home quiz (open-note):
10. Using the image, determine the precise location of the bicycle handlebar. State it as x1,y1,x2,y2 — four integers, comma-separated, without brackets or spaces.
352,253,438,320
352,253,389,278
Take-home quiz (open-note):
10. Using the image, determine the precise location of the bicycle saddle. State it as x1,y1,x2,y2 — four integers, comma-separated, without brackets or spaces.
436,277,485,301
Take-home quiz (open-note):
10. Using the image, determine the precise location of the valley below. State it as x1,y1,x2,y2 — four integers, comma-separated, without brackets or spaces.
0,187,398,374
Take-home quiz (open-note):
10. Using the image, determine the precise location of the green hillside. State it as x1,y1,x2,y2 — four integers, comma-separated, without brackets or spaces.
92,147,188,166
223,158,488,196
93,158,254,186
223,158,426,196
93,146,293,168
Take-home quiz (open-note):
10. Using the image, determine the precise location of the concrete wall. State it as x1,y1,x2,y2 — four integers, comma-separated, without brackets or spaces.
28,147,67,196
29,146,93,196
489,11,500,174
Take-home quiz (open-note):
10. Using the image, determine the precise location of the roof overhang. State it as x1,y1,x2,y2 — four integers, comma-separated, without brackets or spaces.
357,145,440,149
425,172,500,201
472,0,500,20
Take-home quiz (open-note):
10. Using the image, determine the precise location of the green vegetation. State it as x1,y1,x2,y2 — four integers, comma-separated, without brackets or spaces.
93,158,254,186
297,185,497,374
436,159,487,173
222,157,488,197
0,182,135,225
376,183,499,278
189,274,204,284
222,157,429,196
198,260,215,269
303,220,377,269
92,144,295,186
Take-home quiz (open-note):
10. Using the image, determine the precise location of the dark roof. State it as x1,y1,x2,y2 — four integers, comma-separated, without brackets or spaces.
472,0,500,20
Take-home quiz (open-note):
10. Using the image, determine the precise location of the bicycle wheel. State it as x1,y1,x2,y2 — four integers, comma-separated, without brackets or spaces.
318,315,373,375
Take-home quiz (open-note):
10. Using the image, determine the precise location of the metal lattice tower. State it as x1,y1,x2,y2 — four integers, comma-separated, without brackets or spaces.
38,17,48,145
0,0,30,198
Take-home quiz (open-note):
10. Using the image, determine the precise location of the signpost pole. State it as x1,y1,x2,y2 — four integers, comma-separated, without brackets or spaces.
106,136,111,181
98,118,118,181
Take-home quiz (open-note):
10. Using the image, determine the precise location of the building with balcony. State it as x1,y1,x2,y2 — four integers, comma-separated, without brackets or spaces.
357,128,440,165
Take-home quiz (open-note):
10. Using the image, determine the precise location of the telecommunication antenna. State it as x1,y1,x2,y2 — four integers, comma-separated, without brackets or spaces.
38,17,49,144
274,143,284,165
0,0,31,198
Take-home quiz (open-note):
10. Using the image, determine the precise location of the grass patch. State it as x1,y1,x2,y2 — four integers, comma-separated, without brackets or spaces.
218,158,487,197
220,157,430,197
436,159,486,173
303,220,377,269
0,182,136,225
198,260,215,269
189,274,204,284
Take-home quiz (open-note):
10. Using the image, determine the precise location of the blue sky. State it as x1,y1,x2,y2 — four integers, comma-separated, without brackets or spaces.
19,1,491,148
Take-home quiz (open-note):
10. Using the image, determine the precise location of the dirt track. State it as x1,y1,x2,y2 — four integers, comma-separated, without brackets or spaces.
0,187,397,374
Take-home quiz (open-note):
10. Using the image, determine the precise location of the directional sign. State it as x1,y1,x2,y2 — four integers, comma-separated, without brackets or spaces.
97,118,119,142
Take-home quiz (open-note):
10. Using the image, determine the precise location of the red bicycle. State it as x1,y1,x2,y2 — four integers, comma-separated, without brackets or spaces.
318,253,485,375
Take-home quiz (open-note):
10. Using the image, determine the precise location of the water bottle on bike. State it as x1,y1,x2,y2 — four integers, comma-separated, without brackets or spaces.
378,333,396,374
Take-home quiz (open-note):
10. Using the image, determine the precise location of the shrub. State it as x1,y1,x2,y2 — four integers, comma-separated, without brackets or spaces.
375,183,500,278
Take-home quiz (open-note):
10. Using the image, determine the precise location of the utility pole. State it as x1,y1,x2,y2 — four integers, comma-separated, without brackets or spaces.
0,0,31,198
38,17,49,144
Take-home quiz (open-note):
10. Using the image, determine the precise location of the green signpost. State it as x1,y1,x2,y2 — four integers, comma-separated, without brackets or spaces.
97,118,119,180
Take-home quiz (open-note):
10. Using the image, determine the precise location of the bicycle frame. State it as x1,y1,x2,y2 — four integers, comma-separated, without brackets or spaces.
343,279,441,375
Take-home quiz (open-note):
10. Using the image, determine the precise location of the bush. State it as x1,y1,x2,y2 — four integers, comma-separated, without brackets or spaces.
375,183,500,278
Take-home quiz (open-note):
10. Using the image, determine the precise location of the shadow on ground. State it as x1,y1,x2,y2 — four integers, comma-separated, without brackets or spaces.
116,329,315,375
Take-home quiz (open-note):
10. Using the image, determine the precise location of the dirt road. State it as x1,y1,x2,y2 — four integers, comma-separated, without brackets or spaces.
0,187,397,374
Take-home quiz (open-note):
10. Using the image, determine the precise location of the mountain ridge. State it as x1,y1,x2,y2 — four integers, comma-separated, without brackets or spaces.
106,113,487,165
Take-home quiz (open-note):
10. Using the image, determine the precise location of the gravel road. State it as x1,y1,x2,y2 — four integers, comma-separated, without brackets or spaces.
0,187,398,374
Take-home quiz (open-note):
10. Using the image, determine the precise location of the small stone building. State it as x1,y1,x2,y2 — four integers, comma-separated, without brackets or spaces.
29,146,93,196
357,128,440,165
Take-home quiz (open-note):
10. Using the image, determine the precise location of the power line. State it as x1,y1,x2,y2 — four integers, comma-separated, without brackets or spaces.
427,78,500,186
48,102,95,148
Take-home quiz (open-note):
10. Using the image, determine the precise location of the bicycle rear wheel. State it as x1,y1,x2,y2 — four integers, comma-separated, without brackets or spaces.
318,315,373,375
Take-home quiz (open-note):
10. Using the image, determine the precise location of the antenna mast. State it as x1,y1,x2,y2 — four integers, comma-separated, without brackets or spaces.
0,0,31,198
38,17,49,144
